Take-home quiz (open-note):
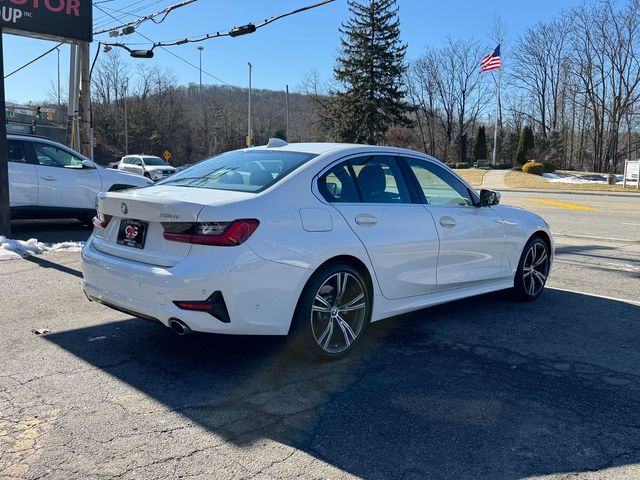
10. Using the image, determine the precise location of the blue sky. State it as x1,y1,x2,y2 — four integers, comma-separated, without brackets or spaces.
3,0,584,104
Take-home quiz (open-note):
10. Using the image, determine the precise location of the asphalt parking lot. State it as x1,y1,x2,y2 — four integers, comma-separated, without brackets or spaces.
1,190,639,479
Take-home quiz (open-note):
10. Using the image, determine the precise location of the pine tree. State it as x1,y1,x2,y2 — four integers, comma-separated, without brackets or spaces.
330,0,411,144
473,126,488,160
515,126,535,165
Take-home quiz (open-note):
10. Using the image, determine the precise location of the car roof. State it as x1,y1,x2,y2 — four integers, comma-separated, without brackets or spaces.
7,133,61,144
250,142,431,158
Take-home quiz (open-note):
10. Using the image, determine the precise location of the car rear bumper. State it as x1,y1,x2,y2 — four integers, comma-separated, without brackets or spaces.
81,236,310,335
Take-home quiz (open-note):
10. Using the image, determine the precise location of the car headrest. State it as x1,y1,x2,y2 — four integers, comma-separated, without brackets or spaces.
357,164,386,198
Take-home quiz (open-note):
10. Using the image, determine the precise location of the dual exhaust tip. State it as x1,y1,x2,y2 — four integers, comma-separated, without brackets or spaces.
168,318,192,336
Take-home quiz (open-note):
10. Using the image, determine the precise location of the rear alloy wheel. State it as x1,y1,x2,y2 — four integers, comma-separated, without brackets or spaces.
290,263,371,360
513,236,550,301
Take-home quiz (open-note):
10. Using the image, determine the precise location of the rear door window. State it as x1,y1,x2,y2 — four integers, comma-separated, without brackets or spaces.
318,162,359,203
351,155,412,204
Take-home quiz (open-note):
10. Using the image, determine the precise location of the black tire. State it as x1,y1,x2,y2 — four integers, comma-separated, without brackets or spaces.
512,235,550,301
288,262,372,361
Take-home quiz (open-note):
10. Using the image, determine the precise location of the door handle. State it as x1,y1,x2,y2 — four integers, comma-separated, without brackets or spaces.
40,176,56,181
439,216,456,228
355,214,378,225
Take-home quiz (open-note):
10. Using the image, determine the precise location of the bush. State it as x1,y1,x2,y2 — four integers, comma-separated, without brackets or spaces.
542,161,556,173
493,163,513,170
512,165,523,171
522,161,545,175
450,162,471,169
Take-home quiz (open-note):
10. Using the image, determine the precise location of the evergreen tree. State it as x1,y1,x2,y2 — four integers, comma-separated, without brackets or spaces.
330,0,411,144
515,126,535,165
473,126,488,160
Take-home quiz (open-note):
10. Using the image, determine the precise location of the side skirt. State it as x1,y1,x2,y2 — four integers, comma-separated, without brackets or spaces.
370,278,515,322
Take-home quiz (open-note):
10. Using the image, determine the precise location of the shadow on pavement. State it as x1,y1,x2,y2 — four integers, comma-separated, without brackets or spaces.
21,254,83,279
44,289,640,479
10,219,92,243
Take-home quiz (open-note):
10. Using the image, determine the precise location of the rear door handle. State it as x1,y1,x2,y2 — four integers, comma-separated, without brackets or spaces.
355,214,378,225
40,176,56,181
439,216,456,228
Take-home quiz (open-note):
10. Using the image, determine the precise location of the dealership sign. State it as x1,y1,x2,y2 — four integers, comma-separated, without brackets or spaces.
1,0,92,43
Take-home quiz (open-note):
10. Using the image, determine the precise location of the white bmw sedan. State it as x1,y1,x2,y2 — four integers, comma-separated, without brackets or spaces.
82,141,553,359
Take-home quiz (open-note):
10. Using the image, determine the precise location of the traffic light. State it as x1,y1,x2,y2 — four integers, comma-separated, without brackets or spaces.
35,106,41,120
31,120,37,134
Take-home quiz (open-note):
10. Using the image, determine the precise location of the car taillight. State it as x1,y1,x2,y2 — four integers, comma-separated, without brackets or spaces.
92,216,111,229
162,219,259,246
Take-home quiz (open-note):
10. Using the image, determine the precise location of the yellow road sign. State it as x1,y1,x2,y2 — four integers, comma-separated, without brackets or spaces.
163,150,172,162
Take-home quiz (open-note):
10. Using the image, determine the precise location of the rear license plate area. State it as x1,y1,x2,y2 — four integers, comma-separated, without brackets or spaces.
117,219,148,249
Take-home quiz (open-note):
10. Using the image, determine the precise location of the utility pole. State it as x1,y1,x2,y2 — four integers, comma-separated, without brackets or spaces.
247,62,252,147
124,78,129,156
198,46,204,98
79,41,91,158
285,84,290,142
68,43,78,151
56,46,61,106
0,29,11,237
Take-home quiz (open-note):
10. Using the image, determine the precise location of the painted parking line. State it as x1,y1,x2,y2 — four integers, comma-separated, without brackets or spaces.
523,198,599,211
546,286,640,306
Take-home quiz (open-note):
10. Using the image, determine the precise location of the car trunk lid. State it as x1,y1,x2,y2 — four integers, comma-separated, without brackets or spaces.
92,186,252,266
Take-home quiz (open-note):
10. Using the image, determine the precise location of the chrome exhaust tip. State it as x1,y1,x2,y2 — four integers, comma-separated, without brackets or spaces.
168,318,192,336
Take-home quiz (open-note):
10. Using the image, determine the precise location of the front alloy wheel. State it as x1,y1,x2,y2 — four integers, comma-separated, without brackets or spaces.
290,263,371,360
514,236,550,300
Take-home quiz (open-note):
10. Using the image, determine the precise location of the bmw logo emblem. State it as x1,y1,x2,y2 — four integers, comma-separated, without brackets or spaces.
120,203,128,215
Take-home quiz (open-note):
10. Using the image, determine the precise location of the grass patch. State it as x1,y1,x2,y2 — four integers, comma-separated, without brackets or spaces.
453,169,487,187
504,171,640,192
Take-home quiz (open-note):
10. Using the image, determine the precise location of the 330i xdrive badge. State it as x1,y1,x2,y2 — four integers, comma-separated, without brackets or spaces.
82,140,553,360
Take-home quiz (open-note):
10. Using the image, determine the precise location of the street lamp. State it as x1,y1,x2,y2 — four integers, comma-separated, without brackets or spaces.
198,46,204,97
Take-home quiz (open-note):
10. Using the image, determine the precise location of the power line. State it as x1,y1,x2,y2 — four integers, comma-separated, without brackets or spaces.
94,3,234,87
93,0,196,35
4,43,63,79
103,0,335,49
93,0,169,29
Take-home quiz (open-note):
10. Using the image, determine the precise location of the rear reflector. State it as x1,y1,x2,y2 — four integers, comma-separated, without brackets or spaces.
163,219,259,246
173,291,231,322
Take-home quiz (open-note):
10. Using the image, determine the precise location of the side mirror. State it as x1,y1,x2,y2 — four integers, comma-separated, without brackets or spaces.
81,159,95,169
480,189,500,207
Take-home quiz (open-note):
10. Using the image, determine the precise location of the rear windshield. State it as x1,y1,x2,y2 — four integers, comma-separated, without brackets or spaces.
157,150,317,192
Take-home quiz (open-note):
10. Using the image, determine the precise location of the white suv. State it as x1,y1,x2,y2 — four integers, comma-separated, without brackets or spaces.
7,134,152,222
118,155,176,181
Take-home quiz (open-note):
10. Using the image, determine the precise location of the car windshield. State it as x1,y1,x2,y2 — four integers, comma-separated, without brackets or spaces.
157,150,317,192
142,157,166,166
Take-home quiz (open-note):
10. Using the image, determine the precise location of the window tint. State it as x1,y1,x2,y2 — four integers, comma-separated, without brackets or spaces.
33,143,83,169
158,149,317,192
404,157,474,207
318,163,359,203
351,155,411,204
142,156,165,166
8,141,27,163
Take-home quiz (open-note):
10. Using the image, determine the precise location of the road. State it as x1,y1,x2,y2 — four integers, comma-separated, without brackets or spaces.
1,190,639,480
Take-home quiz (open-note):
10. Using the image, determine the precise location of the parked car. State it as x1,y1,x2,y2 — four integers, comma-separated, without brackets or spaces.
82,140,553,360
7,134,152,222
118,155,176,181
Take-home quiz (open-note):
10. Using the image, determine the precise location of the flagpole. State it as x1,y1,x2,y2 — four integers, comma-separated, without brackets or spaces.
492,71,500,166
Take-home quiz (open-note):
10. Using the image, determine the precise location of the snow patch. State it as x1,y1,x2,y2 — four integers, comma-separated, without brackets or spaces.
0,236,84,261
542,172,624,184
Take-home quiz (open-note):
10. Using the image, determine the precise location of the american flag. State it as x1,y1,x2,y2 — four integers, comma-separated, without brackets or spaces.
481,44,501,72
